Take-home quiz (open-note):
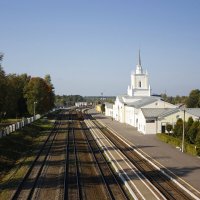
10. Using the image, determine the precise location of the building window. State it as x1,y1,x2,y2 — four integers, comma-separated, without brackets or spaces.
138,81,141,88
146,119,155,123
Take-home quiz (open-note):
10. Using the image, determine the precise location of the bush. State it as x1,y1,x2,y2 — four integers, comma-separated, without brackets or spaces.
196,147,200,156
157,133,181,147
185,143,197,156
173,118,183,138
157,133,197,156
166,124,173,134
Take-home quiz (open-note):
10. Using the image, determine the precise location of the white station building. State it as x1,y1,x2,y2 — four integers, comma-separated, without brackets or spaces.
105,51,200,134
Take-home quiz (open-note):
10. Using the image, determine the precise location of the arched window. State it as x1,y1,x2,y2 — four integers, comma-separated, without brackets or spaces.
138,81,141,88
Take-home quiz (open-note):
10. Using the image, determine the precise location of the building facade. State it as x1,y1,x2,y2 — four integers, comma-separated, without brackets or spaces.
75,102,88,107
105,51,196,134
127,50,151,97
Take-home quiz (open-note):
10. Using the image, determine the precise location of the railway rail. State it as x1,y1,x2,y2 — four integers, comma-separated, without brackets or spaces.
85,111,198,200
64,110,129,200
80,118,129,199
11,112,64,200
64,111,82,200
10,107,196,200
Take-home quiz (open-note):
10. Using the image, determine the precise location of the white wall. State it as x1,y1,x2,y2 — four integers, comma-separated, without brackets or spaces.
158,110,198,133
137,109,157,134
124,106,135,126
143,99,177,109
137,110,146,134
146,122,157,134
75,102,87,107
132,89,151,97
112,96,178,135
113,97,125,123
105,107,113,117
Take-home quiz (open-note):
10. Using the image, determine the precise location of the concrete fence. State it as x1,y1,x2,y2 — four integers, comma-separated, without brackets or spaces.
0,114,41,138
0,107,64,138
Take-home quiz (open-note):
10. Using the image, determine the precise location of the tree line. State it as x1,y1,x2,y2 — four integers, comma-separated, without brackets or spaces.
55,95,115,107
161,89,200,108
167,117,200,145
0,55,55,120
166,117,200,155
55,95,84,107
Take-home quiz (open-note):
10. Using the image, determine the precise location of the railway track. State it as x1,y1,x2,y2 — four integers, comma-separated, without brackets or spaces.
80,118,129,199
64,111,82,200
11,112,64,200
85,111,197,200
11,108,193,199
64,110,129,200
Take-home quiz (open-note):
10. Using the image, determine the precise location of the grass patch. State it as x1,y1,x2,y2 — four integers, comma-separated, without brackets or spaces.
0,119,21,129
156,133,197,156
0,118,54,199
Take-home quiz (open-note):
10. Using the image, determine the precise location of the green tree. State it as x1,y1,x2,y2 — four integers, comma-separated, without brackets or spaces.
0,54,7,120
24,77,54,115
4,74,19,117
101,104,105,113
174,95,181,104
173,118,183,138
44,74,55,109
188,121,200,144
186,89,200,108
44,74,53,87
195,127,200,155
195,127,200,146
185,117,194,142
0,66,7,110
4,74,30,117
17,74,30,116
166,124,173,134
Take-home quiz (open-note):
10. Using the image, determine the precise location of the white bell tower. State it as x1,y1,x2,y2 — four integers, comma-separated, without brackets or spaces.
127,50,151,97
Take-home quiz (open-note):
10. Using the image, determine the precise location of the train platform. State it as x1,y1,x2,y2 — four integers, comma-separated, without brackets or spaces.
88,109,200,194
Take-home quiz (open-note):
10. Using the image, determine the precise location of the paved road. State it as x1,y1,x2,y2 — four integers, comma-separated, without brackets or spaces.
89,109,200,194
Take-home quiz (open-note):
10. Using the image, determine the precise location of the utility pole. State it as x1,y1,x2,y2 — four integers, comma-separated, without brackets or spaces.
181,109,185,153
34,101,37,117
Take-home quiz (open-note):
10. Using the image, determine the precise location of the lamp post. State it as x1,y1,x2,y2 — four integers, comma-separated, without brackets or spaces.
101,92,103,113
34,101,37,117
181,109,185,153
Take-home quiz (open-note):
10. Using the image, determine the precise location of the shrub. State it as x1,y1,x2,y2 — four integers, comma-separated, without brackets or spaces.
185,143,197,155
196,147,200,156
157,133,197,156
173,118,183,138
157,133,181,147
166,124,173,134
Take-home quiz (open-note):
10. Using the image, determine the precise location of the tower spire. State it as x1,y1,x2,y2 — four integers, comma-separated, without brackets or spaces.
136,49,143,74
138,49,141,66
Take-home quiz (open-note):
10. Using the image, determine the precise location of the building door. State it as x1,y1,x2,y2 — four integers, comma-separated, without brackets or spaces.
161,125,166,133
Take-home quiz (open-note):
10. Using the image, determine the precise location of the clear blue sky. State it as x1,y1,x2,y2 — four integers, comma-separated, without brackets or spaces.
1,0,200,96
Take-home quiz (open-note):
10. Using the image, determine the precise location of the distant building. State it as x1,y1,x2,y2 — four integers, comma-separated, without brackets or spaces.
105,102,113,117
75,102,87,107
105,51,200,134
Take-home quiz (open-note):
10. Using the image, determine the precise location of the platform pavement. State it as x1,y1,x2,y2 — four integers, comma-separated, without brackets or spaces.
88,109,200,193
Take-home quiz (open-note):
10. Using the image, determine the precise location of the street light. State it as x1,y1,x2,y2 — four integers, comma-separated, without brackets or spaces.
181,108,185,153
34,101,37,117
